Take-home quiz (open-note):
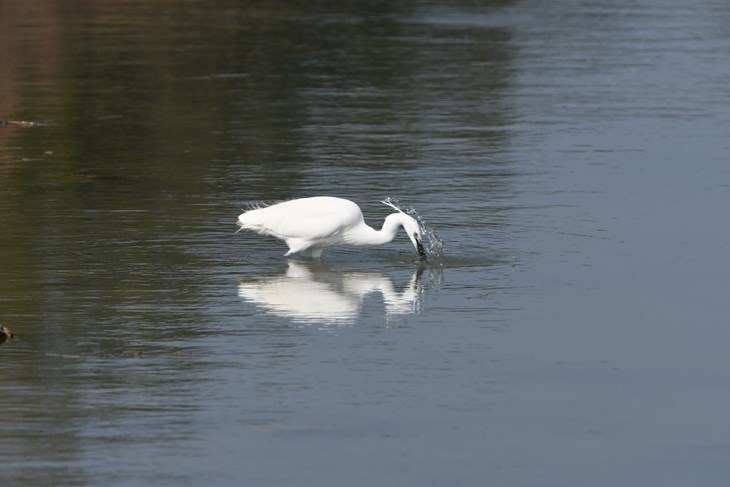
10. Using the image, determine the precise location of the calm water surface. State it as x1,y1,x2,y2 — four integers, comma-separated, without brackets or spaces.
1,1,729,486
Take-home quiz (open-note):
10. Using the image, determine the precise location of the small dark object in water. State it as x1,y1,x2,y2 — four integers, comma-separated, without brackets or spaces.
0,120,37,128
0,325,14,344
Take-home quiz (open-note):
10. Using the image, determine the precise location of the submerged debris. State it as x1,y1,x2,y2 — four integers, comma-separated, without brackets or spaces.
0,120,52,128
1,120,35,127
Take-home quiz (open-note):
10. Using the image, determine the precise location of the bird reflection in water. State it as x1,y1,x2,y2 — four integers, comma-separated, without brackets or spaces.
237,261,427,326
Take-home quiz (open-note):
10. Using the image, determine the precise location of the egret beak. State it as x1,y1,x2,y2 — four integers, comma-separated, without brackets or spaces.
415,236,428,261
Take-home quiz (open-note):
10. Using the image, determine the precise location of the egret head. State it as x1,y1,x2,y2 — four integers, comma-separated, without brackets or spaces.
399,214,427,261
382,199,428,261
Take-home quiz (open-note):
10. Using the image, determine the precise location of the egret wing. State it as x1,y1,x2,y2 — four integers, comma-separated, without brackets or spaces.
239,197,363,240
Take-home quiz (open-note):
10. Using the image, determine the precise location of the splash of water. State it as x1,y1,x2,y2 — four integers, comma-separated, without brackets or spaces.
383,196,445,261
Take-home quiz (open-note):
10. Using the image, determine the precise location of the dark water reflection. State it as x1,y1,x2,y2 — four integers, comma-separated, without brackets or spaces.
2,1,730,486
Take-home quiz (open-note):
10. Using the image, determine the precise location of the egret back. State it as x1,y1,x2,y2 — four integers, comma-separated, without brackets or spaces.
237,197,364,241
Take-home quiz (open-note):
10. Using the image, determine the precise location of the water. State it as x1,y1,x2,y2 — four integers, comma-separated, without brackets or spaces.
1,1,729,485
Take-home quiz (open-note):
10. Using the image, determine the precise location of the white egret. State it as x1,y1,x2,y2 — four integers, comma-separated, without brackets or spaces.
236,196,427,259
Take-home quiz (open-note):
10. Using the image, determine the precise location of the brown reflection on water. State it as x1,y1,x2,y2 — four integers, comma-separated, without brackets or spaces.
0,2,517,485
0,1,62,117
